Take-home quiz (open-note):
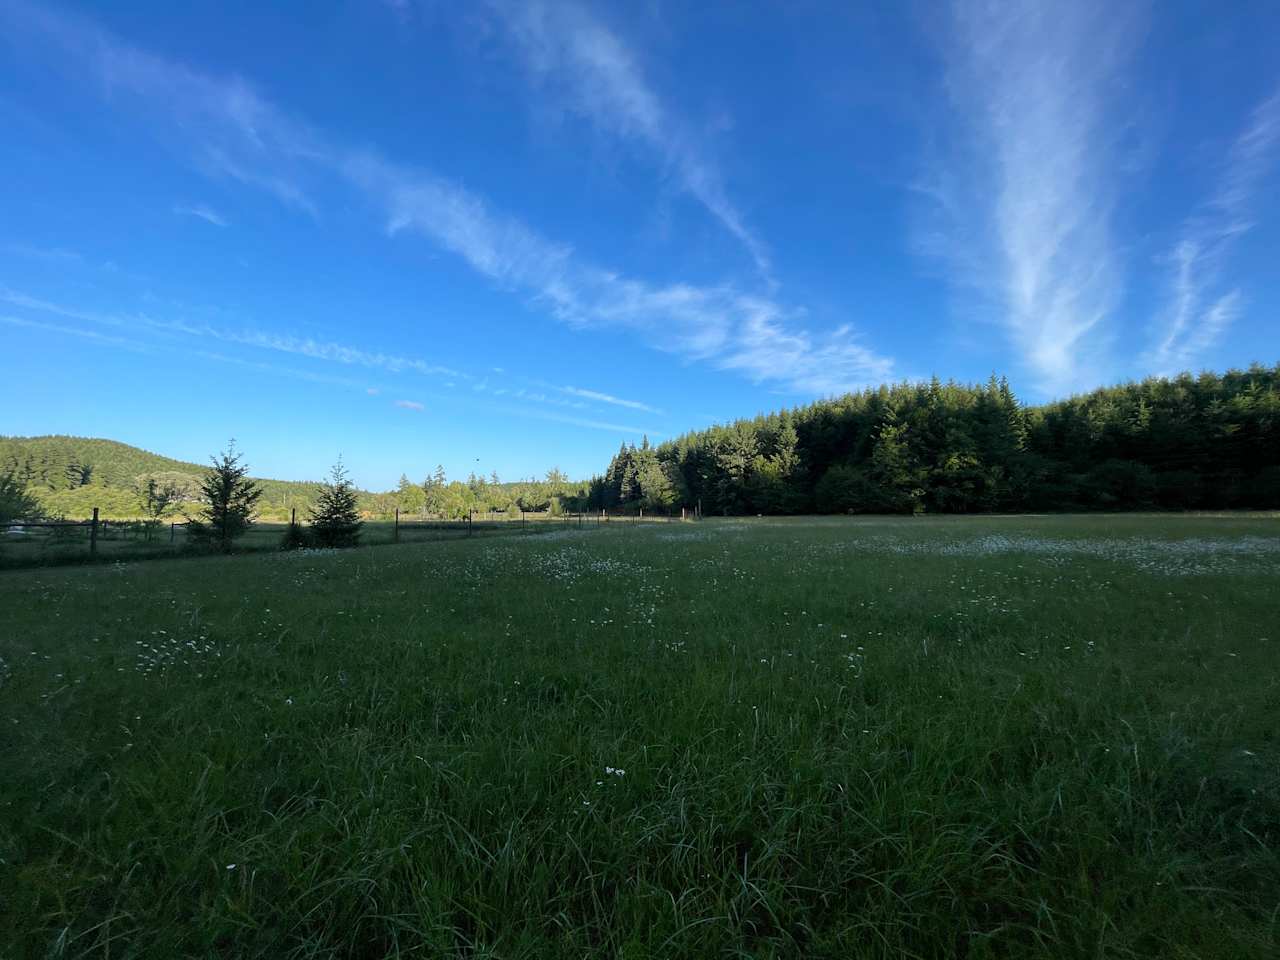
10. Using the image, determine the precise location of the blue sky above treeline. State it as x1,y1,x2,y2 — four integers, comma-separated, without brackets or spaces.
2,0,1278,487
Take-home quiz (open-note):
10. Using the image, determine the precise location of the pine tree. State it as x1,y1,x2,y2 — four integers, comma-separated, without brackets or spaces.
309,460,363,548
637,457,675,511
619,450,640,504
187,443,263,551
0,467,43,523
869,412,925,514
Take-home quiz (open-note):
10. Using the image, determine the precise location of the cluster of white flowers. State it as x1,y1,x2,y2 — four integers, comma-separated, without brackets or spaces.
830,533,1280,576
654,529,712,542
530,529,592,544
135,629,220,676
516,547,652,585
273,547,342,560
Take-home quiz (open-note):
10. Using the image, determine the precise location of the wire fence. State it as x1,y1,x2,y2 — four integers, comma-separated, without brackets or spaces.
0,505,696,569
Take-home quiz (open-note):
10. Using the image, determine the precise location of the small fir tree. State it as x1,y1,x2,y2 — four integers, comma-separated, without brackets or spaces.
309,460,362,548
187,443,263,551
0,468,43,523
280,516,309,551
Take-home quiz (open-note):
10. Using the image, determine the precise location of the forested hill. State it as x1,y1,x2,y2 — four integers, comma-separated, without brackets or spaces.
0,436,324,519
591,365,1280,515
0,436,586,521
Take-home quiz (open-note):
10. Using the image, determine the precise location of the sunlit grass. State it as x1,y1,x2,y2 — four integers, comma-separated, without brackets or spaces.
2,515,1277,957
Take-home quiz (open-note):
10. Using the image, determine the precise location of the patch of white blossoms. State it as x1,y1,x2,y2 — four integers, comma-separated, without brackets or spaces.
846,534,1280,576
135,629,221,676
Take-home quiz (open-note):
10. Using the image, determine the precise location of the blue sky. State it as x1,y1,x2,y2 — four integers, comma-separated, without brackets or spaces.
2,0,1278,489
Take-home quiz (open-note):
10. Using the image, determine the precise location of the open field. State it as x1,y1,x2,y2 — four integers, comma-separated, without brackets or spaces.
2,515,1278,958
0,515,611,569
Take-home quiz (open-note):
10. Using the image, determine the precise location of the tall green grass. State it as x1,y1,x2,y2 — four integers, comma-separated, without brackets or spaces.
0,515,595,569
1,515,1277,957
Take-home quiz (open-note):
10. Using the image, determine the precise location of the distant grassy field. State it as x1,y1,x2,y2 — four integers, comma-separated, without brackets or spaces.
0,514,599,568
2,515,1277,958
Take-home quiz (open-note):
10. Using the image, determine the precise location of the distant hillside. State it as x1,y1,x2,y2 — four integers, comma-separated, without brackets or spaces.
0,436,328,519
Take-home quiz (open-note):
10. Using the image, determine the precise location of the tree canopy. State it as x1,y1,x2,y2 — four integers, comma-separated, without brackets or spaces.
6,364,1277,522
186,444,264,551
588,365,1280,515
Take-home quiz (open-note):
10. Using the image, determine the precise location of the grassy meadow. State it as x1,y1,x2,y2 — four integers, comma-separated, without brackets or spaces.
1,515,1278,958
0,515,594,569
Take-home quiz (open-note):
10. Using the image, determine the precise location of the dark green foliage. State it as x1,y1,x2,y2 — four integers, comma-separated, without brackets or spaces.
590,365,1280,515
815,463,890,513
309,460,362,548
0,468,43,523
280,519,310,551
407,466,592,520
63,459,92,488
186,444,263,552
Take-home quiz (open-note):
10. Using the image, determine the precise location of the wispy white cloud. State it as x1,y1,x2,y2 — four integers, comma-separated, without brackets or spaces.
1,241,82,262
481,0,771,278
174,203,229,227
498,386,587,411
499,405,656,437
559,385,659,414
2,0,893,398
221,328,463,378
715,301,894,396
184,349,370,389
919,0,1138,394
1147,87,1280,373
1,313,367,391
348,129,892,394
1,0,321,218
0,287,141,332
5,283,669,434
3,285,465,383
0,312,150,351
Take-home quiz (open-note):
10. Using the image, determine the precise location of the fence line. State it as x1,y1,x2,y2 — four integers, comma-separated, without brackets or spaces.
1,504,700,567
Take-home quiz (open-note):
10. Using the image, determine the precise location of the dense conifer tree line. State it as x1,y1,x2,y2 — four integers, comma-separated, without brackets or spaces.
5,366,1276,521
589,365,1280,514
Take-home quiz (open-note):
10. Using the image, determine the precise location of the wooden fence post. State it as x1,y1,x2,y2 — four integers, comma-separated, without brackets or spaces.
89,507,99,557
394,507,400,543
170,521,176,543
468,509,473,537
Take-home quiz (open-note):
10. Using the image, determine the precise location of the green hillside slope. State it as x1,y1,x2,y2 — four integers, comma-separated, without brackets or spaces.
0,436,326,519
